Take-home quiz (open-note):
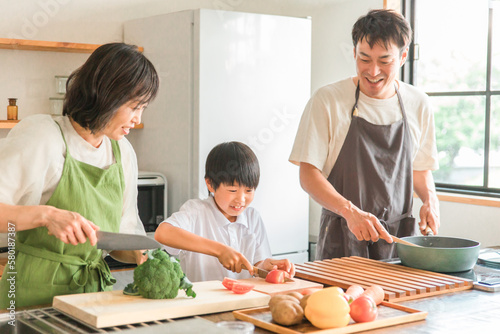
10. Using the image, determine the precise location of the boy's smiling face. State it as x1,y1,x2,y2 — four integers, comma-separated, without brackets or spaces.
206,180,255,222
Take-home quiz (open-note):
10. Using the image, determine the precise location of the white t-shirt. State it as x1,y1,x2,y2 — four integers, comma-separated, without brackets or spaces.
289,78,439,177
0,114,145,238
161,196,272,282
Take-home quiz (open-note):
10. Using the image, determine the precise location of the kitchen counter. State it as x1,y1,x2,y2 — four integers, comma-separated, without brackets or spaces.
2,263,500,333
2,285,499,333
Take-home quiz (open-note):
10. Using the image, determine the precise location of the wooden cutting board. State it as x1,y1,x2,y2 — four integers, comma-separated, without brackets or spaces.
53,280,270,328
295,256,473,302
237,277,323,296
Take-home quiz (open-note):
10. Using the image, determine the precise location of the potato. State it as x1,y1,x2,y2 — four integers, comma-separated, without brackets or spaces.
268,294,299,311
300,293,310,311
271,300,304,326
286,291,303,302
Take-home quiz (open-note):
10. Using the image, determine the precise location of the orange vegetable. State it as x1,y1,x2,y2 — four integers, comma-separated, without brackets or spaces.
344,284,364,304
361,285,384,305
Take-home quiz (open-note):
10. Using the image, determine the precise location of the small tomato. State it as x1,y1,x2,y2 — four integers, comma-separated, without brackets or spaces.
231,282,255,294
265,269,286,284
349,295,378,323
222,277,238,290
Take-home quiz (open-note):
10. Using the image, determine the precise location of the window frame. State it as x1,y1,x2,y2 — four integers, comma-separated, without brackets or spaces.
403,0,500,198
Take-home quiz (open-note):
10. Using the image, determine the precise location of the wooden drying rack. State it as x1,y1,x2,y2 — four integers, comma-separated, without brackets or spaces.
295,256,473,302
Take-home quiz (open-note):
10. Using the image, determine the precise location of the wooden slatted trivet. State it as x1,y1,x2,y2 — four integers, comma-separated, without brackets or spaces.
295,256,473,302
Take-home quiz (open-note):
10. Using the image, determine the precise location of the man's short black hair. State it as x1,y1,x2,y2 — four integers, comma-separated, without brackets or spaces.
352,9,412,53
204,141,260,192
63,43,159,133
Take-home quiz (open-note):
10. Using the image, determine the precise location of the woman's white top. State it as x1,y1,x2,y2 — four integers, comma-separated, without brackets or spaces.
0,114,145,237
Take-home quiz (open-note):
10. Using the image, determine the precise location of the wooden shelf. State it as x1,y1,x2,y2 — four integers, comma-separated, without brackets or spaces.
0,38,143,53
0,120,20,129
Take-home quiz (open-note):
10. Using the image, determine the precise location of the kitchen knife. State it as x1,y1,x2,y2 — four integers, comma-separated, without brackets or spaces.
252,266,294,282
96,231,162,250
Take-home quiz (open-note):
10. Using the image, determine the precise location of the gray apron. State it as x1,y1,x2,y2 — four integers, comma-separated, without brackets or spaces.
316,83,416,260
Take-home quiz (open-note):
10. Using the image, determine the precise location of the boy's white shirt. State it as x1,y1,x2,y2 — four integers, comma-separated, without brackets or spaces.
160,196,272,282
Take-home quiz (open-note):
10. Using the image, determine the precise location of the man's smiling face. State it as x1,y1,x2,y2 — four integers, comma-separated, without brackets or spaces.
354,38,408,99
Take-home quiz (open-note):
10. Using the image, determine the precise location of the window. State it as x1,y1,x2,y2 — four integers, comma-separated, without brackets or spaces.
406,0,500,196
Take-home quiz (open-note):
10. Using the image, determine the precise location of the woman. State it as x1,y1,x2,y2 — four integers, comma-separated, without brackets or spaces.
0,43,159,308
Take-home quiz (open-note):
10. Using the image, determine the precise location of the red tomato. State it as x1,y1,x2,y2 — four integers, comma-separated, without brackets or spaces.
222,277,238,290
265,269,286,284
349,295,378,323
231,282,255,294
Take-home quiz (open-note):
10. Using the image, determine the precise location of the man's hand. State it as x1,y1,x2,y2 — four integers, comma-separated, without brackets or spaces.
418,201,439,235
342,203,393,243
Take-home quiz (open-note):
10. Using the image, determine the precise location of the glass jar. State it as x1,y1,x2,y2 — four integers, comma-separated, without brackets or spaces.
49,97,64,116
7,98,18,120
55,76,68,94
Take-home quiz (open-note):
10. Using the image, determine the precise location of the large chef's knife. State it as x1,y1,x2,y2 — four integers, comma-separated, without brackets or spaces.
96,231,162,250
251,266,294,282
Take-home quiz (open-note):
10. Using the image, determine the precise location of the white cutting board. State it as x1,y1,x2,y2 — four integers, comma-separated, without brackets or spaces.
53,280,270,328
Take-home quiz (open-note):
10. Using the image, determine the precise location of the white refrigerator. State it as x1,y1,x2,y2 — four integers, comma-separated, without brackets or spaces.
124,9,311,263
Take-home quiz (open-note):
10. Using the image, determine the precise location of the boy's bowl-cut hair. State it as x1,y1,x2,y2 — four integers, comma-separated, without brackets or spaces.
204,141,260,192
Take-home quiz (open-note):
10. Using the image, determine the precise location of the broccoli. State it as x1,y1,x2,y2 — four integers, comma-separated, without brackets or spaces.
123,249,196,299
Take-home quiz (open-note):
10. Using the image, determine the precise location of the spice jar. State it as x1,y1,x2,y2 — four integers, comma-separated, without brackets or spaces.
7,98,18,120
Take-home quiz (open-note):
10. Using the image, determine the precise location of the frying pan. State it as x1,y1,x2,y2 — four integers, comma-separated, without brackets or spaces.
396,234,480,273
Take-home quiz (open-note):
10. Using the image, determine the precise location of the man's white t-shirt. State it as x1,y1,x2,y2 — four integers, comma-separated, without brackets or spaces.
161,196,272,282
290,78,439,176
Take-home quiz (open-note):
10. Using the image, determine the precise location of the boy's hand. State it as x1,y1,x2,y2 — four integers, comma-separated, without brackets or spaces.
217,246,254,275
257,258,295,278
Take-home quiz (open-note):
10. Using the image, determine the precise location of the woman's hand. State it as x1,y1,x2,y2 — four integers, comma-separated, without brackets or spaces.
1,203,99,245
257,258,296,278
40,205,100,245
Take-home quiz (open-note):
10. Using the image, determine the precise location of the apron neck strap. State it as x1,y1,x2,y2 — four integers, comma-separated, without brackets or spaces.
351,81,361,117
351,80,408,120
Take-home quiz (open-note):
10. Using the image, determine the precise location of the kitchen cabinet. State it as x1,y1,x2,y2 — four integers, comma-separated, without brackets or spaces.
0,38,144,130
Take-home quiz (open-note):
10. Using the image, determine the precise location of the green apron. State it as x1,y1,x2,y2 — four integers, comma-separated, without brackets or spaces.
0,121,125,308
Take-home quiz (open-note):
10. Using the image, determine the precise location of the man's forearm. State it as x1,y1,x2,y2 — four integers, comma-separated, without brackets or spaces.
413,170,439,206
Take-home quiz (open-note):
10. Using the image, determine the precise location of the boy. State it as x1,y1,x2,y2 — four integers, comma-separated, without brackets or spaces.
155,142,295,282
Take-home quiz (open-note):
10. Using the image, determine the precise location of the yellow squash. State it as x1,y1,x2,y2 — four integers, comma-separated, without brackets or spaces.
304,287,350,329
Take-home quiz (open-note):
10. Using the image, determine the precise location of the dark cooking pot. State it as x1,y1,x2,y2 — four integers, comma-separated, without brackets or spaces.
396,235,480,273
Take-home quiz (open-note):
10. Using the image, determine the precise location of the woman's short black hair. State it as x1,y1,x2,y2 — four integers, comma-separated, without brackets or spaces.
352,9,412,53
63,43,159,133
204,142,260,192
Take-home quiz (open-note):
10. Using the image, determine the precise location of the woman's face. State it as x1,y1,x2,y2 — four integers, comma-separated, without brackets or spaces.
102,100,147,141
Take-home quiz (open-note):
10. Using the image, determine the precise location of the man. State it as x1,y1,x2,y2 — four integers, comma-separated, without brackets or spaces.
289,9,440,260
